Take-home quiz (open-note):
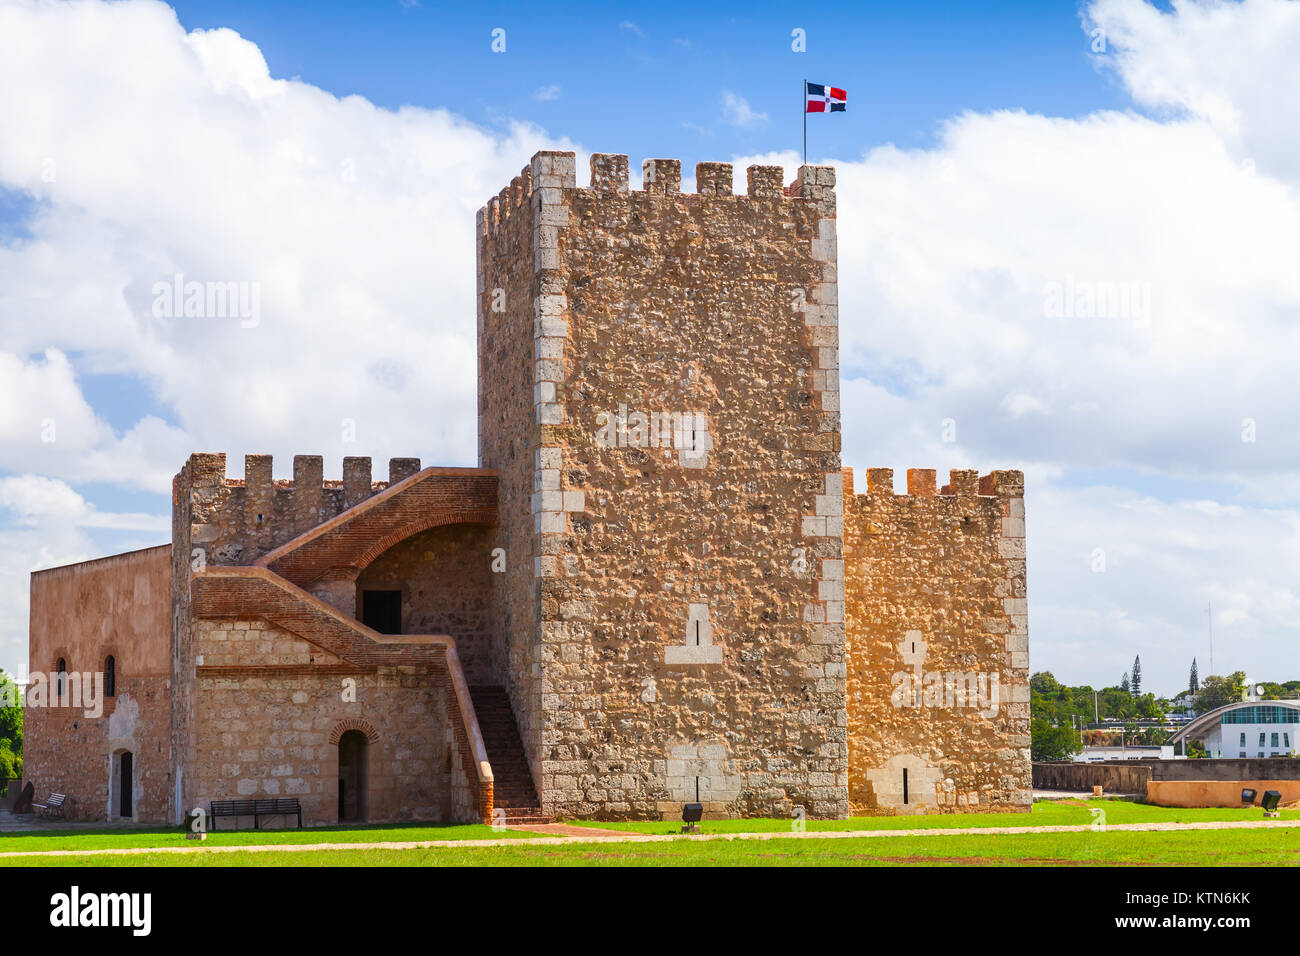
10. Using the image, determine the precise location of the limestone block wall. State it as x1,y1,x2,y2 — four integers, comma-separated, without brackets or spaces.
26,545,172,821
477,150,848,820
477,158,561,789
844,467,1031,814
192,620,453,825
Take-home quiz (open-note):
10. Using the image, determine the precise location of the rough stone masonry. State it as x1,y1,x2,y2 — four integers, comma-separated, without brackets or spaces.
25,150,1029,825
476,151,1029,819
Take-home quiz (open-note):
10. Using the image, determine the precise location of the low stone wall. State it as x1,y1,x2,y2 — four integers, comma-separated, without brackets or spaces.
1035,757,1300,800
1149,757,1300,781
1033,761,1152,794
1148,779,1300,807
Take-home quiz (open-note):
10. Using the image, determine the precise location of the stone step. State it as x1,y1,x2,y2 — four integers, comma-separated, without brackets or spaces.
469,684,542,814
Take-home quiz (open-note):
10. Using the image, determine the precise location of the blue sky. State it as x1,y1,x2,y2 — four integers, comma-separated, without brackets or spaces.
167,0,1133,160
2,0,1297,696
5,0,1137,495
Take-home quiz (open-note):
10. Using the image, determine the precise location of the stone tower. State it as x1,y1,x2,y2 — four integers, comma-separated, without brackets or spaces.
477,151,848,819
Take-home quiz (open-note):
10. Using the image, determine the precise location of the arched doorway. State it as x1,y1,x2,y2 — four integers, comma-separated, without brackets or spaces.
337,730,368,822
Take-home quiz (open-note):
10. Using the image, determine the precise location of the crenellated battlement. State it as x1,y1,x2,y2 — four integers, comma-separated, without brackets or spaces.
843,467,1024,499
477,150,836,239
183,452,422,493
175,453,425,564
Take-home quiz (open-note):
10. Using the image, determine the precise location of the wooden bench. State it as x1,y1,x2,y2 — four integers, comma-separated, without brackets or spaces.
208,797,303,830
32,792,66,817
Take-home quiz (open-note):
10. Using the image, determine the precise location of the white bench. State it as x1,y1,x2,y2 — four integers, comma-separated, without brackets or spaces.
32,792,66,817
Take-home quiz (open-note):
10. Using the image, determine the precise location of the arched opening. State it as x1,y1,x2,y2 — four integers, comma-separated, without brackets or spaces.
104,655,116,698
354,523,499,684
110,750,134,821
337,730,368,823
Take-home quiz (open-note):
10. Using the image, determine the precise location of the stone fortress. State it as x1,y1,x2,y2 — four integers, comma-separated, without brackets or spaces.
25,151,1031,826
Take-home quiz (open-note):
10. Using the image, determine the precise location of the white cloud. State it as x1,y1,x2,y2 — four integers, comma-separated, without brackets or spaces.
1027,482,1300,692
725,0,1300,691
0,475,167,677
0,0,579,486
1087,0,1300,180
1,0,1299,694
533,85,561,102
0,0,583,671
0,349,189,493
721,90,768,128
0,475,167,532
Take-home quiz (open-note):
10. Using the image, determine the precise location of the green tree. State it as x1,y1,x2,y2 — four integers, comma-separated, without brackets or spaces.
1131,655,1142,696
1189,658,1199,695
0,740,18,779
0,670,21,779
1133,692,1164,720
1195,671,1247,714
1031,716,1082,761
1120,672,1131,695
1030,671,1063,697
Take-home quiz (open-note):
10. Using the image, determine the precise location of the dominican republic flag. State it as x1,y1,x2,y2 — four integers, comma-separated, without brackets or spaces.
806,82,846,113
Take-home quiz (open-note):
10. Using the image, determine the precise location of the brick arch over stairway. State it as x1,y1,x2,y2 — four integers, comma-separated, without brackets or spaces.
255,468,497,588
329,718,380,745
349,511,494,573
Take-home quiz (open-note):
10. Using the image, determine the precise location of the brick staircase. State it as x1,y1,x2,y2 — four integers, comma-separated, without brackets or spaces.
470,686,550,825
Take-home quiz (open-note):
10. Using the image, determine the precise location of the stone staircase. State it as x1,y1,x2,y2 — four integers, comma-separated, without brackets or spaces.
469,685,551,825
190,565,495,824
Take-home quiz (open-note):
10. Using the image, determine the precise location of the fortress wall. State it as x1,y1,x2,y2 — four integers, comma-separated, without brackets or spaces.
191,619,452,825
25,545,172,821
168,452,423,820
477,161,549,782
844,467,1032,814
478,150,848,819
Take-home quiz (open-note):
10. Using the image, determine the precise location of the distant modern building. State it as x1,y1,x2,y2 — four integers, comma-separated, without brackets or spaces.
1074,744,1176,762
1170,701,1300,758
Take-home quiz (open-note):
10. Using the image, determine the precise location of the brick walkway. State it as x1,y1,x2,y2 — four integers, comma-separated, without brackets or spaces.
1,817,1297,859
506,822,628,838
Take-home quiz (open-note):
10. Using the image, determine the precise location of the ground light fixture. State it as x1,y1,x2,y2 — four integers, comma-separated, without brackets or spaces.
1242,788,1258,805
682,803,703,834
1262,790,1282,817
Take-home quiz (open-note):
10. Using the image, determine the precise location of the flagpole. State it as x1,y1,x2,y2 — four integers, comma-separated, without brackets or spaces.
802,78,807,166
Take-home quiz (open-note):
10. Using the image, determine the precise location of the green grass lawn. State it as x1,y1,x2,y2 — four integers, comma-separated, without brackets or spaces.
3,823,1298,866
3,800,1297,865
0,820,531,853
566,798,1300,835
